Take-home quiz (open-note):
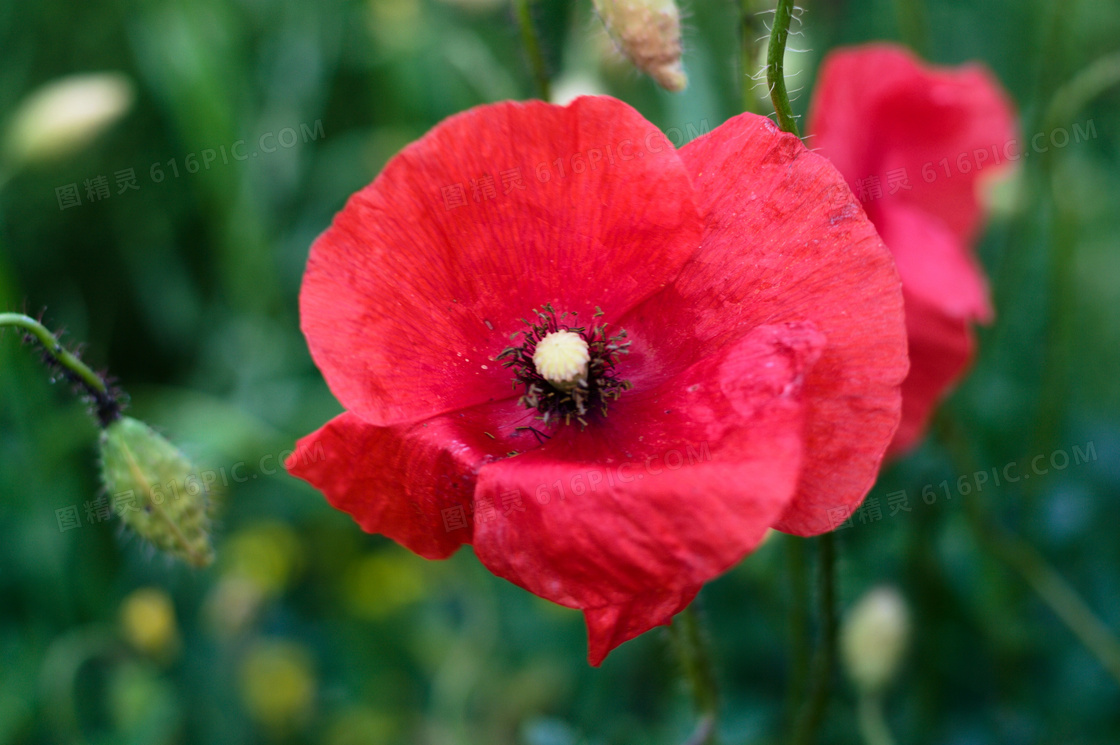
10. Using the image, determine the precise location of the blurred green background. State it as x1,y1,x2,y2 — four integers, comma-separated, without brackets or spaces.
2,0,1119,743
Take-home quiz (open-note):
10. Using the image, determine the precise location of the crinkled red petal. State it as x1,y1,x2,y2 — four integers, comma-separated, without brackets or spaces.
300,96,701,428
624,112,908,536
285,405,522,559
471,323,823,661
583,587,700,666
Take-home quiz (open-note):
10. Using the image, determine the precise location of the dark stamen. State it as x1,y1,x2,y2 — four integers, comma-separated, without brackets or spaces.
500,304,631,430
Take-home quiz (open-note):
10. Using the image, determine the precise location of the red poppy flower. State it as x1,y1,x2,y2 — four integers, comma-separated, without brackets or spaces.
287,96,907,664
807,44,1017,454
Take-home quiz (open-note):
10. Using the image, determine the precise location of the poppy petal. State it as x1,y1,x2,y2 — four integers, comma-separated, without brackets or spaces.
889,293,975,455
806,43,1017,244
625,112,908,536
875,202,993,322
807,44,1015,454
286,407,519,559
583,587,700,666
300,97,702,428
471,322,822,661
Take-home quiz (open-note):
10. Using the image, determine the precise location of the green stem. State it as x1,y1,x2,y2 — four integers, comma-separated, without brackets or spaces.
670,604,720,745
514,0,551,101
791,532,838,745
0,312,120,426
39,626,124,745
785,536,811,731
889,0,929,56
937,414,1120,688
1041,53,1120,136
1031,52,1120,463
964,497,1120,687
857,693,897,745
766,0,800,136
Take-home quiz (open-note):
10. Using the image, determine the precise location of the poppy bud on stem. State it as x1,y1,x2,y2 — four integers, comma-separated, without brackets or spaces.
2,311,213,567
100,417,214,568
841,587,910,694
841,587,910,745
593,0,688,92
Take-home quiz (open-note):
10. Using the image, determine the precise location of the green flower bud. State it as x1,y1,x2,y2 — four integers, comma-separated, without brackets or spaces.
593,0,687,92
841,586,911,694
99,417,214,568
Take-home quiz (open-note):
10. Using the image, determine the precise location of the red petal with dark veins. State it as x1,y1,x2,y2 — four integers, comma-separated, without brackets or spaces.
300,97,701,428
471,323,823,662
286,404,525,559
624,112,908,536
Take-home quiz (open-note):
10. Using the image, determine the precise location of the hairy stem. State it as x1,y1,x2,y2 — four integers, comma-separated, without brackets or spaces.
766,0,800,136
0,312,120,426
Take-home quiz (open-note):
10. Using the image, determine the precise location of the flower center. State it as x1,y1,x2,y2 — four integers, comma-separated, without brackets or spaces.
497,304,631,428
532,331,589,390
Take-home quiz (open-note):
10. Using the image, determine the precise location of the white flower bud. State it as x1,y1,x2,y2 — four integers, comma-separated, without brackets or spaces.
593,0,687,92
841,586,911,693
4,73,133,166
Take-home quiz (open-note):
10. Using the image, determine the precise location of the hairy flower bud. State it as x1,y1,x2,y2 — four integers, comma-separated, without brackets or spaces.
593,0,687,92
4,73,133,166
99,417,214,568
841,586,911,693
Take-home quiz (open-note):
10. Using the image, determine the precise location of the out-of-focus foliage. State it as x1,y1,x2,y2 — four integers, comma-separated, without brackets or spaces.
1,0,1119,743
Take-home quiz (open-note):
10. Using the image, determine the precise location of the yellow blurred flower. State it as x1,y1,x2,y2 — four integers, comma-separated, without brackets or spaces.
239,639,316,733
220,521,304,597
120,587,181,662
323,706,397,745
343,548,426,619
202,576,266,639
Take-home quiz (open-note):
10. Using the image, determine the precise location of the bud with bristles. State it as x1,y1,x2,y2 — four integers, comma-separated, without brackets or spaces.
593,0,687,92
841,586,911,694
99,417,214,568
